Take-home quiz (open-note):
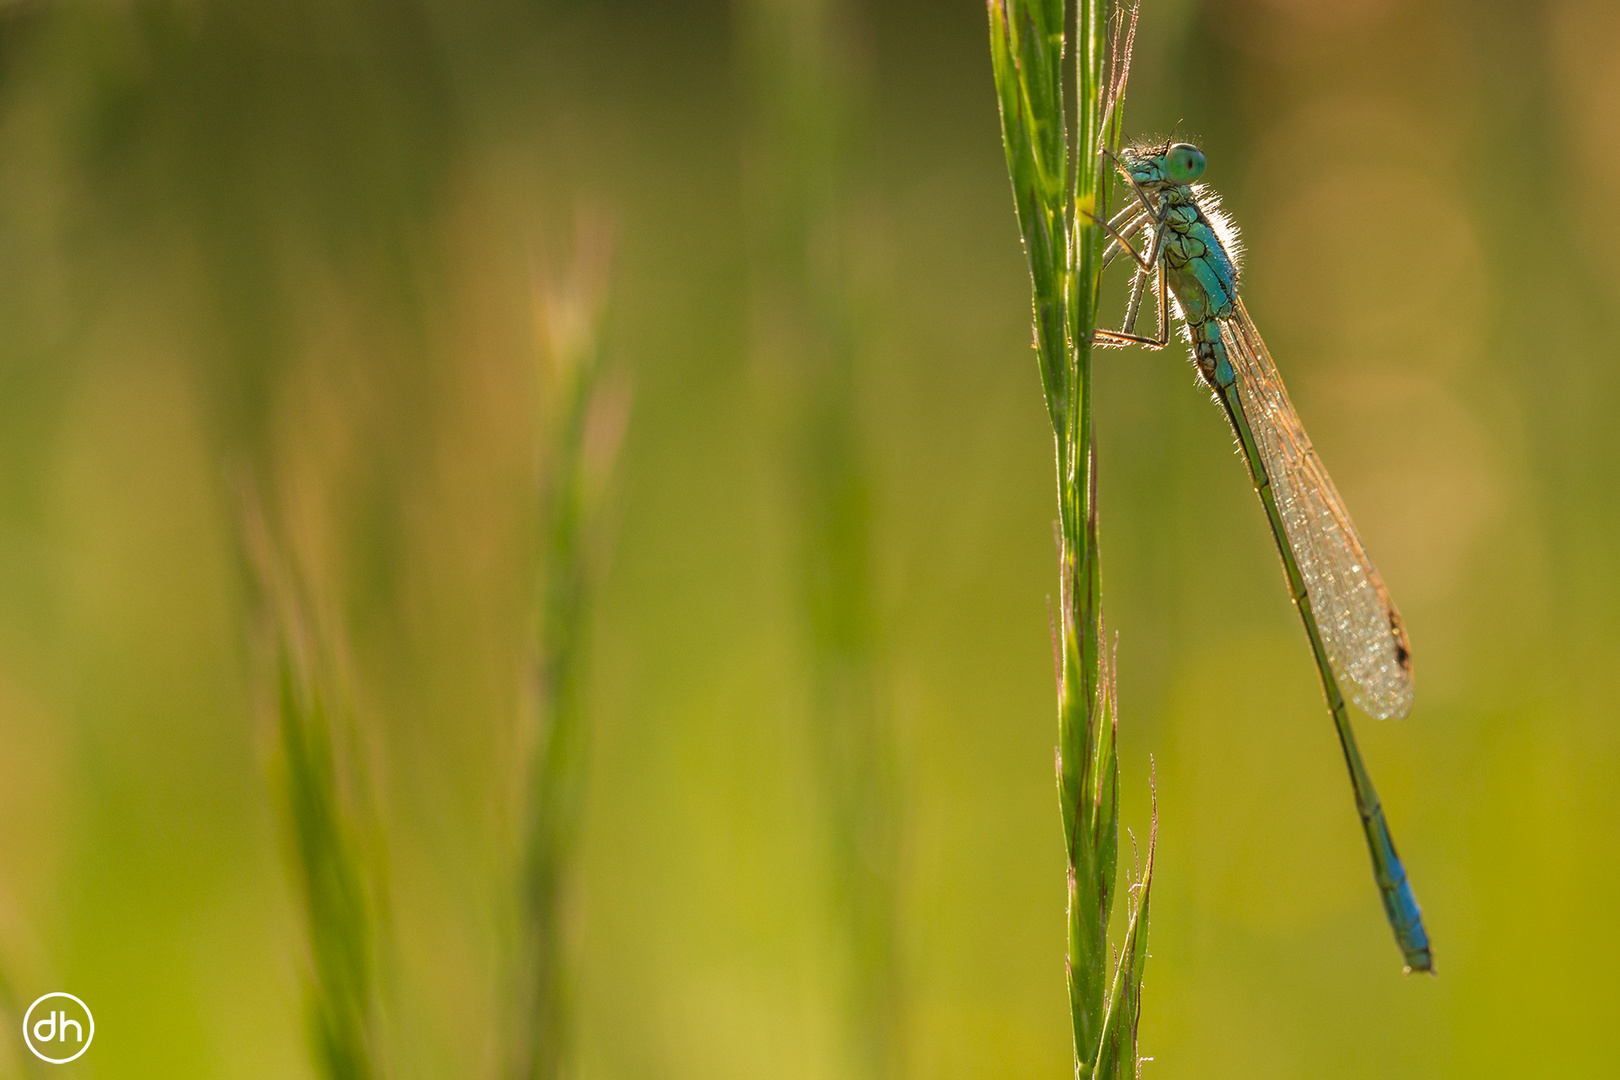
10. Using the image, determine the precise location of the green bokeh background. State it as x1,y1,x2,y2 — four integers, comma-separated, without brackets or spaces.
0,0,1616,1076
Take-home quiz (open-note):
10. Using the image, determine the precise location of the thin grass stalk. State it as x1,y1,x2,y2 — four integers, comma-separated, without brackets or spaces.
240,506,386,1080
277,637,381,1080
738,2,900,1076
986,2,1152,1075
517,218,621,1080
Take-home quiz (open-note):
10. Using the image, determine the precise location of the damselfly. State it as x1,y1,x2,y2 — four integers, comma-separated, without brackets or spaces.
1093,140,1433,973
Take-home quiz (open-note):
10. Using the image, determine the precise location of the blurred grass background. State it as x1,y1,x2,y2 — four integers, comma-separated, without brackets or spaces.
0,0,1616,1077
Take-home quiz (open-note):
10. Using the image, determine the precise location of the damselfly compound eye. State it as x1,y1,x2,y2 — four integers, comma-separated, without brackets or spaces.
1165,143,1206,183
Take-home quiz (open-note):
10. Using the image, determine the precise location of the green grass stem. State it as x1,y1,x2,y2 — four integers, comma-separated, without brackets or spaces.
516,216,623,1080
986,2,1154,1074
240,506,387,1080
739,2,901,1076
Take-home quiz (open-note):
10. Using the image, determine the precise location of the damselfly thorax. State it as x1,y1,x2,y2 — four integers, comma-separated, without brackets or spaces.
1096,147,1242,390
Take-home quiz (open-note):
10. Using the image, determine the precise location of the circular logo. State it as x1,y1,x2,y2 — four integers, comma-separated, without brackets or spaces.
22,993,94,1064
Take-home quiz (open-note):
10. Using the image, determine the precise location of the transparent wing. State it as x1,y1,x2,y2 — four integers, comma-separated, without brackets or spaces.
1219,299,1414,719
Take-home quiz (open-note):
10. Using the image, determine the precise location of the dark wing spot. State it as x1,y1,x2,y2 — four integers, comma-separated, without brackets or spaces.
1389,611,1413,671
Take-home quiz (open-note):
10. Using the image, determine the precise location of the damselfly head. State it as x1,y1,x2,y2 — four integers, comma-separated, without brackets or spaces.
1122,141,1207,189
